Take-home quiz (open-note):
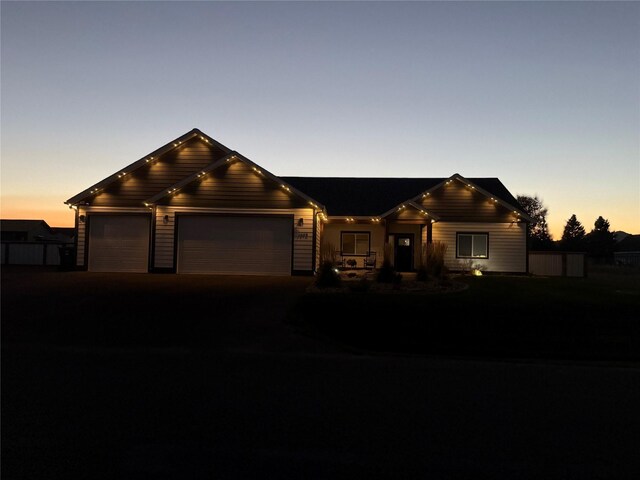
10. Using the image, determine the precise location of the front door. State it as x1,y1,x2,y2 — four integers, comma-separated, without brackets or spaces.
394,234,413,272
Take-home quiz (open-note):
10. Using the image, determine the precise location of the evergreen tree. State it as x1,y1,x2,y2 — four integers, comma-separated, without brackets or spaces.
516,194,553,250
587,216,615,262
560,214,586,251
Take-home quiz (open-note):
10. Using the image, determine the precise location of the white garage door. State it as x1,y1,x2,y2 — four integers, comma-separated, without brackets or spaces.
88,215,150,273
177,216,292,275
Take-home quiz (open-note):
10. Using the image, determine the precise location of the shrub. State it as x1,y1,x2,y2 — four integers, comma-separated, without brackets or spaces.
457,258,486,276
416,244,429,281
377,243,398,283
315,260,341,288
320,241,338,265
421,241,448,280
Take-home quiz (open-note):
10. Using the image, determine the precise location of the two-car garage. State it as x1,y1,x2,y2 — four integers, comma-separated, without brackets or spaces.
87,214,293,275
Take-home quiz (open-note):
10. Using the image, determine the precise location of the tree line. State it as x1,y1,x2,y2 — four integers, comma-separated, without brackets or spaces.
516,195,616,261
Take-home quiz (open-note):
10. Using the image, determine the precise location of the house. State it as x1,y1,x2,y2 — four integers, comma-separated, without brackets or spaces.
614,234,640,267
1,219,74,266
65,128,531,275
1,219,74,243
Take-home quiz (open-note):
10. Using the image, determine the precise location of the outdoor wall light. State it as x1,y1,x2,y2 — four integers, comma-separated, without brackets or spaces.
297,218,304,227
163,215,169,224
79,215,86,224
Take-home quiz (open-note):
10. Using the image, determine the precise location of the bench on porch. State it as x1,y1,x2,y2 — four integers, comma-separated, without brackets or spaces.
338,251,377,269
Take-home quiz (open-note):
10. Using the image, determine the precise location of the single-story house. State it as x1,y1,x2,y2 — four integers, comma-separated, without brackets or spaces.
614,234,640,267
1,219,74,243
65,128,532,275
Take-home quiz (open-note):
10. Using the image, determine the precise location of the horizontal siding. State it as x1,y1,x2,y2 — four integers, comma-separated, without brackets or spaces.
90,138,226,207
394,208,430,222
161,161,308,209
154,206,314,272
419,182,516,222
315,214,322,270
432,222,526,273
76,206,150,266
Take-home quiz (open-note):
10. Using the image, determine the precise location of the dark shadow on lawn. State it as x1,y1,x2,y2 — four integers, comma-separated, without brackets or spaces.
288,275,640,362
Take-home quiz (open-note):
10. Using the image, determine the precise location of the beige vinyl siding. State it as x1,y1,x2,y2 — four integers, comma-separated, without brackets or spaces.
76,206,150,266
432,222,526,272
154,207,314,272
315,213,323,270
394,208,430,222
160,160,308,209
90,138,226,207
419,181,515,222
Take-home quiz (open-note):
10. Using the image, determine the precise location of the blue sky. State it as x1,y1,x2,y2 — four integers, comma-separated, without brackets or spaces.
2,1,638,236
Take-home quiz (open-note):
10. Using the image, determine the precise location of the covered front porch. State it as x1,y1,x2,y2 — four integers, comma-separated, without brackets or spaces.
321,204,438,272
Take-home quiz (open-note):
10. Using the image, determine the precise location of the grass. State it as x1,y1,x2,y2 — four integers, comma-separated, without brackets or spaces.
289,267,640,361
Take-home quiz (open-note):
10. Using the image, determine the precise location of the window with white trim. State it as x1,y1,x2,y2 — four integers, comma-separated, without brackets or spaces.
457,233,488,258
341,232,370,256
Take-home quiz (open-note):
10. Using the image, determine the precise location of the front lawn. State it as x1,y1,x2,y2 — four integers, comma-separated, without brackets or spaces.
289,270,640,361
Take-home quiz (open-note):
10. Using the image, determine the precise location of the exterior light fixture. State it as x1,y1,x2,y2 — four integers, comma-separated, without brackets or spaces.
297,218,304,227
79,215,86,223
163,215,169,224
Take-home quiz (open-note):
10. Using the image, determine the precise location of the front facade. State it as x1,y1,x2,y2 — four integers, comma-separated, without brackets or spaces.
66,129,531,275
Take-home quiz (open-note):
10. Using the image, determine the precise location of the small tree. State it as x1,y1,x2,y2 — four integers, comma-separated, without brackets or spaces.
376,243,400,283
560,214,586,251
517,194,553,250
316,242,341,288
586,216,615,263
416,242,448,281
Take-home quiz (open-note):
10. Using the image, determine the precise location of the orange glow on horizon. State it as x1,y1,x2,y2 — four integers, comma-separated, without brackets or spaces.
1,195,75,227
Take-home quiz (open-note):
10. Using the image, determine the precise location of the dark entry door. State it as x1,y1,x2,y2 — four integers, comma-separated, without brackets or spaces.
395,235,413,272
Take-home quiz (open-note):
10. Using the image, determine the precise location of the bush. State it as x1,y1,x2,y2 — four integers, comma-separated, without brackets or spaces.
315,261,341,288
424,241,447,279
376,262,396,283
376,243,398,283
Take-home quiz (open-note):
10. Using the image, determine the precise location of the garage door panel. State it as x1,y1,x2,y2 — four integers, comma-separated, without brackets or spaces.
88,216,150,273
178,216,292,275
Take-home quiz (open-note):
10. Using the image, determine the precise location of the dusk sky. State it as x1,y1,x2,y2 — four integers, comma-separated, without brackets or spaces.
1,1,638,237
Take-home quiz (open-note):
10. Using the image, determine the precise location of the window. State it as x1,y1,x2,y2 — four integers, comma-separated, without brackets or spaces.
457,233,488,258
341,232,370,256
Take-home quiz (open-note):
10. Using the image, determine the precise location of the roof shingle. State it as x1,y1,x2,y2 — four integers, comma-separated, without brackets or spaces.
281,177,521,216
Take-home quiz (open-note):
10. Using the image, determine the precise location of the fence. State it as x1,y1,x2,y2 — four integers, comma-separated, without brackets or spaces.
528,251,586,277
614,252,640,268
1,242,74,266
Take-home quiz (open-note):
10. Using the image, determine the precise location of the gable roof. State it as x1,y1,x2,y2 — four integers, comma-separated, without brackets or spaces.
0,219,52,233
281,176,525,218
616,234,640,252
65,128,231,206
144,151,327,211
